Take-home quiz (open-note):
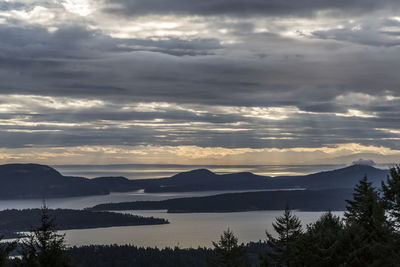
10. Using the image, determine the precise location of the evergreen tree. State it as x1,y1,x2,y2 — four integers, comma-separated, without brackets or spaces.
343,176,397,266
345,176,389,227
261,204,302,267
207,228,249,267
257,250,272,267
15,205,71,267
382,166,400,230
295,212,346,266
0,236,16,267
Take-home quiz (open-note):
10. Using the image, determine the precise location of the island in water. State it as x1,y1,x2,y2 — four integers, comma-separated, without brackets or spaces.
89,188,353,212
0,208,168,238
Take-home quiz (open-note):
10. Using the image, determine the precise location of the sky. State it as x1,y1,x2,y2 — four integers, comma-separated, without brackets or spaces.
1,0,400,165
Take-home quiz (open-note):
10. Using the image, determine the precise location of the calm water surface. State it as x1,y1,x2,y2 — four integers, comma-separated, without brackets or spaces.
2,164,361,248
0,189,282,210
63,210,344,248
0,190,344,248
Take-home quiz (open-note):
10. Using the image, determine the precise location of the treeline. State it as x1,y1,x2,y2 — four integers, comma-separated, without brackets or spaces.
67,242,270,267
68,245,213,267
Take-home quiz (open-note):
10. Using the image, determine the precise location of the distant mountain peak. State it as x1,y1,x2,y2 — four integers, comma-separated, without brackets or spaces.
175,168,215,175
0,163,63,177
343,164,380,171
351,159,376,166
187,169,215,174
171,169,216,180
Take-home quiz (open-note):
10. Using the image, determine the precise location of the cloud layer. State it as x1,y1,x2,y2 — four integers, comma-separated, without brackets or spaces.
0,0,400,164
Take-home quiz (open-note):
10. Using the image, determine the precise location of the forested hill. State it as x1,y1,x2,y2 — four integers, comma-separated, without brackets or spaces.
0,163,389,199
0,163,141,199
0,208,168,235
90,188,353,212
0,164,107,199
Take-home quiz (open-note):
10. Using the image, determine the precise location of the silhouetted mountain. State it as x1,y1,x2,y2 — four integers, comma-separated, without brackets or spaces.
171,169,217,181
292,164,387,189
143,164,388,192
90,176,140,192
0,163,390,199
0,164,110,199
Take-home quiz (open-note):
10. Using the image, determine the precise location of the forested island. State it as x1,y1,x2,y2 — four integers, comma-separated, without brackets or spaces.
89,188,353,212
0,208,168,238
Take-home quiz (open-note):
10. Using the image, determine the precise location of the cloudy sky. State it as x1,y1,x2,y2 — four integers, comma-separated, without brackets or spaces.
1,0,400,165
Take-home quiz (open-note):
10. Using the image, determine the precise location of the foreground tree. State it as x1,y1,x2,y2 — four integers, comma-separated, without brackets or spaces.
207,228,249,267
382,166,400,231
0,236,16,267
343,176,397,266
14,205,71,267
296,212,346,266
260,205,302,267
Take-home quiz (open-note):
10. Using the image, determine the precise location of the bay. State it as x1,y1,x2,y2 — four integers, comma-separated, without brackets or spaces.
63,210,344,248
0,164,364,248
0,190,343,248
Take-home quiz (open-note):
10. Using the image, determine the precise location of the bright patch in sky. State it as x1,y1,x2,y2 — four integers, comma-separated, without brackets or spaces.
62,0,94,16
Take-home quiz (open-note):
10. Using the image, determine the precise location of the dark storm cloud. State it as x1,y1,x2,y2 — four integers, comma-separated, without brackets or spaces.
1,98,400,150
312,18,400,47
296,102,347,113
0,25,221,60
104,0,399,17
1,0,400,154
26,109,245,124
114,38,222,56
3,33,399,109
0,24,227,100
0,115,397,150
2,18,400,107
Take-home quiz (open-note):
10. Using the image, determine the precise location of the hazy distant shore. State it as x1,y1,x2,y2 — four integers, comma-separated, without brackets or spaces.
53,163,353,179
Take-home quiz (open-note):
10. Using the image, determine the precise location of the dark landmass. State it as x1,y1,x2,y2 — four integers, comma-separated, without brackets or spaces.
142,165,388,193
90,176,139,192
0,163,389,199
67,242,266,267
0,163,145,199
0,209,168,235
89,188,353,212
0,164,110,199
